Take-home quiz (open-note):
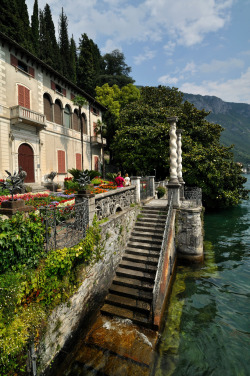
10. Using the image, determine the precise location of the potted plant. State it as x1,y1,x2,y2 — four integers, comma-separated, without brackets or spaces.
0,170,26,208
76,171,91,194
156,185,166,199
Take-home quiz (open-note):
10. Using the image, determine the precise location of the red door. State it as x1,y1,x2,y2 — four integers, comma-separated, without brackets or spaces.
18,143,35,183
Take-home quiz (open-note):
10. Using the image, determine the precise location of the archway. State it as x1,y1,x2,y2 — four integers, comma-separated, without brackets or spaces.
18,143,35,183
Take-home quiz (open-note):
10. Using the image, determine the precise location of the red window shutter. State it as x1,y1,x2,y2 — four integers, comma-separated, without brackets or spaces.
18,85,25,107
51,81,56,90
94,156,99,171
62,88,66,96
76,153,82,170
29,66,35,78
58,150,66,173
71,93,75,100
93,122,97,136
18,85,30,109
11,54,18,67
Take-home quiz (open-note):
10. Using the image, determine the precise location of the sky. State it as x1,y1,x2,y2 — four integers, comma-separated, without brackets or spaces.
26,0,250,104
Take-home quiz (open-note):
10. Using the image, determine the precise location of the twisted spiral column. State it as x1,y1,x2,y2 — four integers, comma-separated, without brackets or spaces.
168,117,179,184
176,129,184,183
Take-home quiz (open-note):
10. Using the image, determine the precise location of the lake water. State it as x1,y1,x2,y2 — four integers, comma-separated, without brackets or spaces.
153,176,250,376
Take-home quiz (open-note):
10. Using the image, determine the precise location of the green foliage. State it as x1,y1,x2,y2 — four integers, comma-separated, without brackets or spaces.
0,212,46,273
58,7,71,79
112,86,248,209
106,172,117,182
64,179,79,191
31,0,39,55
0,217,103,373
156,186,166,198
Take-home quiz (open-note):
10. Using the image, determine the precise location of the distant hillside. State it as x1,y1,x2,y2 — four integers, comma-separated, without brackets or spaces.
183,93,250,165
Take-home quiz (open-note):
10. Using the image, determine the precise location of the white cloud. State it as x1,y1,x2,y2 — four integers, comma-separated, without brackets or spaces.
158,75,179,85
179,67,250,104
134,48,156,65
200,58,245,73
182,61,197,74
163,41,176,56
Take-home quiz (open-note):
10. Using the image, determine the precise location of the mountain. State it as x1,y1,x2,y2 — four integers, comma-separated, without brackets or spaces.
183,93,250,165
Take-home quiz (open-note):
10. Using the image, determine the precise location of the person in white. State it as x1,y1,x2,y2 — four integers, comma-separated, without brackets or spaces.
124,173,131,186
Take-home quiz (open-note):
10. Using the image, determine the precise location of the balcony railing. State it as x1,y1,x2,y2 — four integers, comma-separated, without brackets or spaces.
91,135,107,146
10,106,46,128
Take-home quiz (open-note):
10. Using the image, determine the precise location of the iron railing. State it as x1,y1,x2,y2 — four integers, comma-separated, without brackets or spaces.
184,187,202,206
40,200,89,251
152,193,173,315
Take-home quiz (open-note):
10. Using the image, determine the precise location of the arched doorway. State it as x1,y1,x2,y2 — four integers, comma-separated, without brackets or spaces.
18,143,35,183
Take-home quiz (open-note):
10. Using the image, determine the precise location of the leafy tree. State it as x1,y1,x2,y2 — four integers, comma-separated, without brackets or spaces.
95,83,140,160
58,8,71,79
31,0,39,55
112,86,247,209
98,49,134,88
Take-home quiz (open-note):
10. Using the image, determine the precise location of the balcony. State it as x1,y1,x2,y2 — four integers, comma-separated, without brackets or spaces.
10,106,46,128
91,135,107,146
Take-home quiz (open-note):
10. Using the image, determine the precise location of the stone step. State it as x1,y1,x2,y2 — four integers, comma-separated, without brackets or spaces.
134,222,165,230
113,275,154,292
116,267,155,283
123,253,159,266
119,260,157,274
131,230,163,240
109,284,153,302
127,241,161,251
125,247,160,258
140,213,168,220
129,235,162,245
101,304,151,328
137,218,166,225
105,293,151,315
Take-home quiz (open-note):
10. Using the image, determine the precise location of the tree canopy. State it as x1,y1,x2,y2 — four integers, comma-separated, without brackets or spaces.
111,86,247,209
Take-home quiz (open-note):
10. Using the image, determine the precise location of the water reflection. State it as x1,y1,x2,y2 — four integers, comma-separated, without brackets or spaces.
153,189,250,376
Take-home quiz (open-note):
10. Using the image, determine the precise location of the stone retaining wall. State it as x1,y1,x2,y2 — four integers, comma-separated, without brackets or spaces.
39,204,141,373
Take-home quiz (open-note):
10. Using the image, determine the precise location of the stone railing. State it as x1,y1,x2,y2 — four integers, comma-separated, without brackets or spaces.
10,105,46,128
95,186,136,219
182,187,202,208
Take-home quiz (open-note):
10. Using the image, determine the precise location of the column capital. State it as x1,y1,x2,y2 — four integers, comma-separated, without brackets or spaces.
166,116,178,124
176,129,184,135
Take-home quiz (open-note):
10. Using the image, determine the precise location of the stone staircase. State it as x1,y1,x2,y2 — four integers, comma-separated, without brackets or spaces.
25,183,48,192
101,204,168,328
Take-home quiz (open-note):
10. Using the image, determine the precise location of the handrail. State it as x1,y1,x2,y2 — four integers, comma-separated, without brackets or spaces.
152,192,173,315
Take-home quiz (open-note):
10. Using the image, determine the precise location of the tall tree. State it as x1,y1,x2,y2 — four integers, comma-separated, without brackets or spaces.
58,8,71,79
98,49,134,88
16,0,32,50
77,33,102,96
0,0,20,42
68,35,77,84
31,0,39,55
39,4,61,72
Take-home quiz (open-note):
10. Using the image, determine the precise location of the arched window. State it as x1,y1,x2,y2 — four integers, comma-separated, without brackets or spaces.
43,93,52,122
73,109,80,131
54,99,62,125
64,105,71,128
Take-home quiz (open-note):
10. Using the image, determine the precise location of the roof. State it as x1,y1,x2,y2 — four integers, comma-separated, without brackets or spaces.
0,31,106,112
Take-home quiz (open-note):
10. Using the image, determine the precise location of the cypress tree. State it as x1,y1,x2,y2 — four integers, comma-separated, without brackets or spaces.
69,35,77,84
39,4,61,72
0,0,20,41
58,8,71,79
15,0,32,50
31,0,39,55
77,33,102,96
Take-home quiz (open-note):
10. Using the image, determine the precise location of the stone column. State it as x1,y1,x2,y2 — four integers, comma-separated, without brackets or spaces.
75,193,95,225
176,129,185,200
148,176,155,198
130,176,141,203
167,117,180,207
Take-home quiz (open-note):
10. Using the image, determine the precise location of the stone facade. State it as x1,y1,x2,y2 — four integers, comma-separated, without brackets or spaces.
0,31,106,185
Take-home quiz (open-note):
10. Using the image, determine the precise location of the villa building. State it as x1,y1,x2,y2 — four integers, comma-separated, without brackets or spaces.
0,31,106,186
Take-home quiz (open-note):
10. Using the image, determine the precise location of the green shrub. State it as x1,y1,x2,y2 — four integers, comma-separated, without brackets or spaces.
64,180,79,190
156,185,166,198
106,172,117,182
0,212,46,273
